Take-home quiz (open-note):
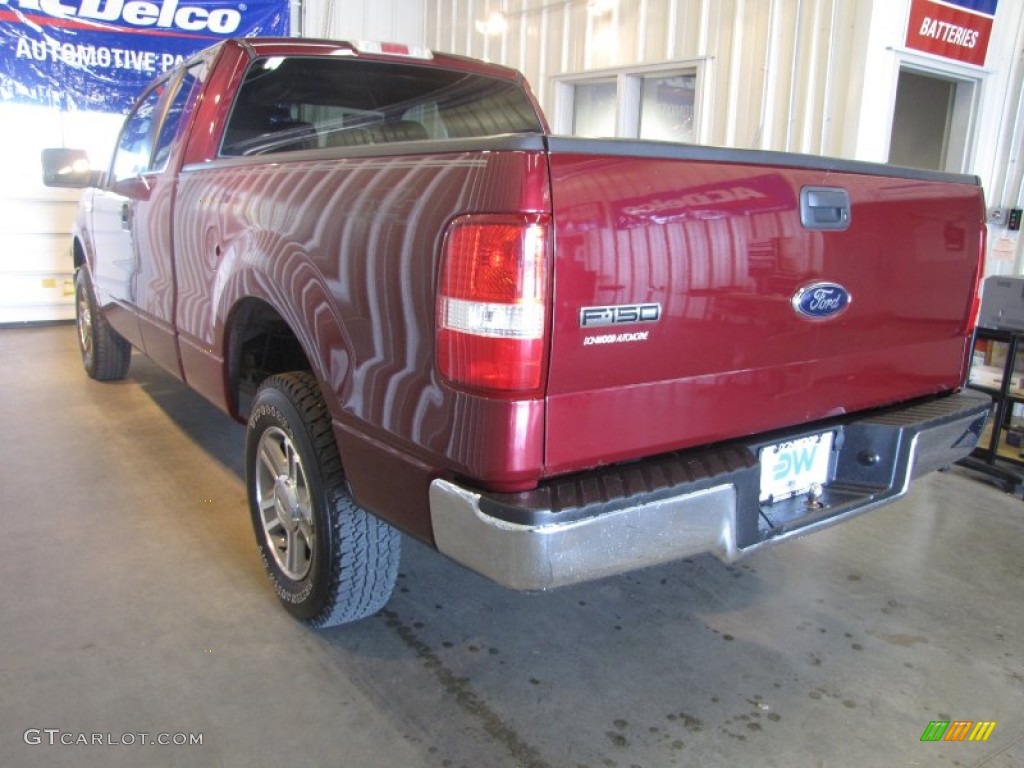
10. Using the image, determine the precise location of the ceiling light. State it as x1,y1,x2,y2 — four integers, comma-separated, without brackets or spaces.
587,0,617,16
475,11,507,36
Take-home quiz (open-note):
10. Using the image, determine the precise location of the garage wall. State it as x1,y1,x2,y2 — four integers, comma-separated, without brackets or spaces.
0,108,122,324
426,0,1024,275
300,0,425,41
427,0,866,156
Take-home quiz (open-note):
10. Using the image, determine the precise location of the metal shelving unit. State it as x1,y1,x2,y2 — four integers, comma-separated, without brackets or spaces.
958,326,1024,494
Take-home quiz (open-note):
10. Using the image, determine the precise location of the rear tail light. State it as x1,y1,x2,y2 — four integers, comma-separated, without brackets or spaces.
437,214,551,398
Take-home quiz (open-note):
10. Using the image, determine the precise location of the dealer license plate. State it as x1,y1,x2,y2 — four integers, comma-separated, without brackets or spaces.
758,432,834,504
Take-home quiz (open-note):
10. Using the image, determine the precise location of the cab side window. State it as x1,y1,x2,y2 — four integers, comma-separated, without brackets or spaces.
110,62,207,184
152,64,206,172
111,88,162,184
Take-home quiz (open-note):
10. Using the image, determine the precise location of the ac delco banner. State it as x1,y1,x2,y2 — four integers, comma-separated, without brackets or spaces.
905,0,998,67
0,0,289,112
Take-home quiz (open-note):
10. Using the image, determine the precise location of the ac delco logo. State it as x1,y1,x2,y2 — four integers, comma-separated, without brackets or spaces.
1,0,243,34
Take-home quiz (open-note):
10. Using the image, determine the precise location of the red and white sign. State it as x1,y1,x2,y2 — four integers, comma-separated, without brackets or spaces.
905,0,997,67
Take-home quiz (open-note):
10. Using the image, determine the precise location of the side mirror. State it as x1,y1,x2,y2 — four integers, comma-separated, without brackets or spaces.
41,148,101,188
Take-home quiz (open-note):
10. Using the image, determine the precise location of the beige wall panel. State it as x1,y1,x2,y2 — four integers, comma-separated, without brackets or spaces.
733,1,772,148
423,0,890,158
671,0,708,60
764,0,796,150
644,0,672,61
302,0,425,44
545,4,569,106
819,0,859,158
704,0,737,146
792,0,828,154
615,0,641,65
565,2,589,74
502,11,525,78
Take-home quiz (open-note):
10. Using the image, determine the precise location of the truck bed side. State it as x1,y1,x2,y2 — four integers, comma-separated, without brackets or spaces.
172,137,552,539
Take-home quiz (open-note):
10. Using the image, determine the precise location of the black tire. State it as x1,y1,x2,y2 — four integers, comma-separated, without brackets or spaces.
75,268,131,381
245,371,400,627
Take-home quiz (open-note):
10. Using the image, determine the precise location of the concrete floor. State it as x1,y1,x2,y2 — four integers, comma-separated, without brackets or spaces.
0,324,1021,768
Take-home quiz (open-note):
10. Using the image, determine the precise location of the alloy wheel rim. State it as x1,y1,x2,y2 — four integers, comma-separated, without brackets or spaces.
76,285,92,360
255,426,314,581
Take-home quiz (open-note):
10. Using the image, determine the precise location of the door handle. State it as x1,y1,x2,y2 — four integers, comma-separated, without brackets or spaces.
120,202,131,229
800,187,851,230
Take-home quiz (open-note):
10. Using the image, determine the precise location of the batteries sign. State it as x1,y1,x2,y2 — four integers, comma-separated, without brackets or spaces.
905,0,998,67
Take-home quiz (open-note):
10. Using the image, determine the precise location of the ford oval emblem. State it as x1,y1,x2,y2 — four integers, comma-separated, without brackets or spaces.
792,282,852,320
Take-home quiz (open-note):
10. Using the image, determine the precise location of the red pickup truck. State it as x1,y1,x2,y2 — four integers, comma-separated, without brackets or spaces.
43,37,990,627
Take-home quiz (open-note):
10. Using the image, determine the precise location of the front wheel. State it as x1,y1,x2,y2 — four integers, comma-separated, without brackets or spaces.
245,372,401,627
75,268,131,381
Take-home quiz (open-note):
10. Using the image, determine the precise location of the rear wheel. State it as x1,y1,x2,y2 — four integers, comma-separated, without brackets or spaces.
246,371,400,627
75,268,131,381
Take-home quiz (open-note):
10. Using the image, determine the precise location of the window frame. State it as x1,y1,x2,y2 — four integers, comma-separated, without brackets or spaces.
885,49,985,175
105,57,209,187
553,59,710,142
108,83,166,185
152,62,208,173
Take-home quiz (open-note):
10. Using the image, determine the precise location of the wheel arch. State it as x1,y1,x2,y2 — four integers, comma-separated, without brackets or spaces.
72,234,94,272
225,296,311,421
214,250,429,544
221,285,352,429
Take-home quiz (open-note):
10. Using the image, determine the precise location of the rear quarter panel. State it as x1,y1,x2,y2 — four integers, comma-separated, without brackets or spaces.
172,141,553,533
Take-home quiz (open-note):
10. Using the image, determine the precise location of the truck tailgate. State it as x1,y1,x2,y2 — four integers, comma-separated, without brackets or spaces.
544,139,984,476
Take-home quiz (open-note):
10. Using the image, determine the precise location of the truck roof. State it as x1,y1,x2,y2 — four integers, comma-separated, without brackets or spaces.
221,37,524,83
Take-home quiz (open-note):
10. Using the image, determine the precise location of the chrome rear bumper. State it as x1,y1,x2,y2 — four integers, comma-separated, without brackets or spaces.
429,390,990,590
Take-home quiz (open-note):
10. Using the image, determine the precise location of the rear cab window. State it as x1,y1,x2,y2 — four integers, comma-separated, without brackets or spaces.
220,56,544,157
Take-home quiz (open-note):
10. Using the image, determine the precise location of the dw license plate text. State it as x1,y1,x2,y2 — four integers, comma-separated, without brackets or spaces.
759,432,835,504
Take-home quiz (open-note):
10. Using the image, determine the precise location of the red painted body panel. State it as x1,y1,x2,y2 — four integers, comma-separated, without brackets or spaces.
172,148,551,498
67,38,986,544
544,151,984,474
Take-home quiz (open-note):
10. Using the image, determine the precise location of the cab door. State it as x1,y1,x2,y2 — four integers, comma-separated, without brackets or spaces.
90,86,167,350
133,63,207,377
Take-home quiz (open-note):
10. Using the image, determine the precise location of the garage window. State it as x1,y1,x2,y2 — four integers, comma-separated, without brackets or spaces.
556,64,702,143
572,79,617,136
639,73,696,143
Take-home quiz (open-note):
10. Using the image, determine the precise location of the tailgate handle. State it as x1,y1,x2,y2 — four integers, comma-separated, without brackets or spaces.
801,187,850,230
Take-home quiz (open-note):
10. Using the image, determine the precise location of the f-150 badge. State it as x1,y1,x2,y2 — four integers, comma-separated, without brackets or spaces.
792,283,851,320
580,303,661,346
579,303,661,328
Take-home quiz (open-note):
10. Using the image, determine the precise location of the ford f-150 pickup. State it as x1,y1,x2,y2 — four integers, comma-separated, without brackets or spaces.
42,37,991,627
